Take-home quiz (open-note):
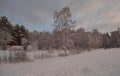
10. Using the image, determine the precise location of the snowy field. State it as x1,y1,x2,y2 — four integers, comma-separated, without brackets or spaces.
0,48,120,76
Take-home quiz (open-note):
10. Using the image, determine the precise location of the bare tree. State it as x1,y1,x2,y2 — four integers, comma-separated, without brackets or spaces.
88,29,102,49
53,7,75,56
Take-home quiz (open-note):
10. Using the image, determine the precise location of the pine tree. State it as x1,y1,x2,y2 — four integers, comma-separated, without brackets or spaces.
0,16,13,50
12,24,29,45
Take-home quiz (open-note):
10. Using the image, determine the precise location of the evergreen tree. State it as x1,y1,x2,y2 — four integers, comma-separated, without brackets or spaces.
102,33,111,48
12,24,29,45
0,16,13,50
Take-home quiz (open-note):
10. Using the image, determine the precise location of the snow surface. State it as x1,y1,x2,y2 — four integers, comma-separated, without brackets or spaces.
0,48,120,76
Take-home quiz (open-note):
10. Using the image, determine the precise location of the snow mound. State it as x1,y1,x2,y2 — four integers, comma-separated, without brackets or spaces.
0,48,120,76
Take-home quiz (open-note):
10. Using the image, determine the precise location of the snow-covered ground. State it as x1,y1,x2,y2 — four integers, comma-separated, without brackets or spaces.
0,48,120,76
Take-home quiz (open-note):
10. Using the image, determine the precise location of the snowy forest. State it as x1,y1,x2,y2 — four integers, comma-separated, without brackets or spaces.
1,0,120,75
0,7,120,63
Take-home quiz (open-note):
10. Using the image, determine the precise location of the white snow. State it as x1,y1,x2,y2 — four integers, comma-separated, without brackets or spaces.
0,48,120,76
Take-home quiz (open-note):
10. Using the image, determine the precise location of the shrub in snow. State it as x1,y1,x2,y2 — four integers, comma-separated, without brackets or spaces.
21,38,28,50
26,46,33,51
0,50,30,63
58,50,70,57
58,53,66,57
9,46,23,51
33,51,52,59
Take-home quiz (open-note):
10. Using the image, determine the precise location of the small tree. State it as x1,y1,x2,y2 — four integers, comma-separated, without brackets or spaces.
21,38,28,50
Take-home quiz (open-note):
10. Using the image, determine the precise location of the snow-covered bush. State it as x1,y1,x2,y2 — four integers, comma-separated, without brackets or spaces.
21,38,28,50
0,50,30,64
26,45,33,51
8,46,23,51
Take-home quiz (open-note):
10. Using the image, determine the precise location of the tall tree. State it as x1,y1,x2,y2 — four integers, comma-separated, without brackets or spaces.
110,28,120,47
0,16,13,33
88,29,102,49
0,16,13,50
53,7,75,56
12,24,29,45
73,28,89,51
102,33,111,48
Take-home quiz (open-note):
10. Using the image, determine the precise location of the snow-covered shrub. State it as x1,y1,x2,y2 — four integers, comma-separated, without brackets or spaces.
8,45,33,51
13,51,27,62
26,52,34,61
33,51,52,59
58,50,69,57
41,53,52,59
0,50,10,63
21,38,28,50
26,45,33,51
9,46,23,51
0,50,29,64
25,51,52,60
58,53,66,57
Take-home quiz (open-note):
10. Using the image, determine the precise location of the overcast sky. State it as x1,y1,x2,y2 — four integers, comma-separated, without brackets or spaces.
0,0,120,32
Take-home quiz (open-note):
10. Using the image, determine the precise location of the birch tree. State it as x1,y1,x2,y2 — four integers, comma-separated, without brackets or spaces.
53,7,75,56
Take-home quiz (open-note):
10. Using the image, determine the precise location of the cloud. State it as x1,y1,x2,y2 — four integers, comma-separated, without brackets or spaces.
0,0,120,32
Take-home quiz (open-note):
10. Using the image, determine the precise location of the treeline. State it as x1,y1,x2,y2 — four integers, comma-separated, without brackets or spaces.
0,16,29,50
30,27,120,50
0,7,120,56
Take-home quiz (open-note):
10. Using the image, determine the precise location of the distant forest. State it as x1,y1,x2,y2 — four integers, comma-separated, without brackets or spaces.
0,7,120,55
